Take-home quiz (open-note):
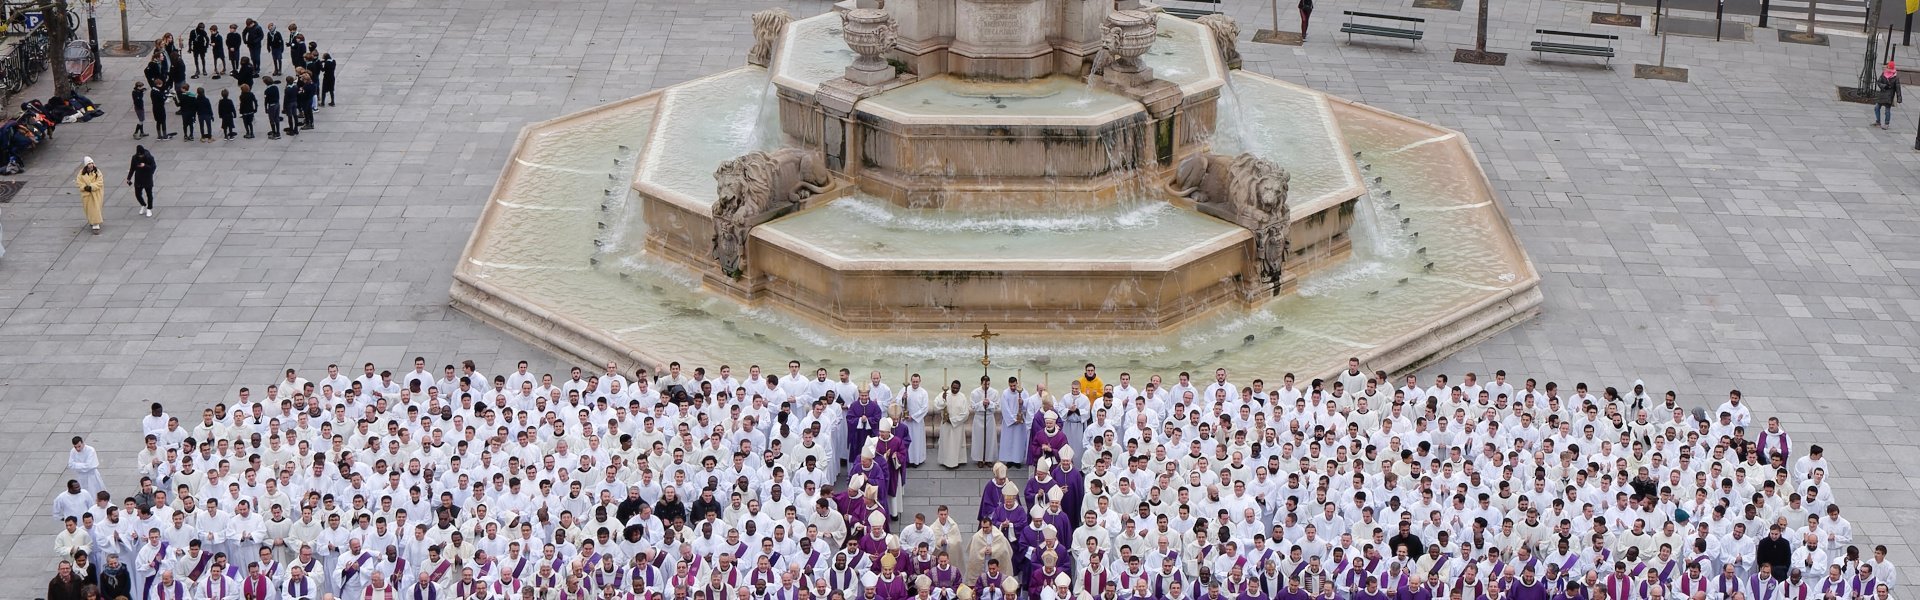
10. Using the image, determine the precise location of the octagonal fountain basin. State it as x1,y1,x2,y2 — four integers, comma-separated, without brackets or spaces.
746,196,1251,331
452,66,1541,381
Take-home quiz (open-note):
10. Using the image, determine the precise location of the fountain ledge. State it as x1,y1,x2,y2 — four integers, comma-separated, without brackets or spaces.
451,91,675,371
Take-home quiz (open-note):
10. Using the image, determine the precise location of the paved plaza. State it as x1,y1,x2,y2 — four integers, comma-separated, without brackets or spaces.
3,0,1920,594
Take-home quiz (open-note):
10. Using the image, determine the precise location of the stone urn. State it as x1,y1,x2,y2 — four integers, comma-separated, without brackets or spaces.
1102,9,1158,82
841,8,899,85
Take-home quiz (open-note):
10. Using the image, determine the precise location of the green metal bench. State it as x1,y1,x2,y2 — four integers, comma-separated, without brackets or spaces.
1340,11,1425,48
1530,29,1618,63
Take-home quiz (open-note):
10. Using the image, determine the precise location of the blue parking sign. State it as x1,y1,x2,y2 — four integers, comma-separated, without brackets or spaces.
21,11,41,29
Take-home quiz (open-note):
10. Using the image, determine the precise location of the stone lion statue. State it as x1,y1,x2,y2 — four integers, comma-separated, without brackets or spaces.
1196,14,1242,70
1225,154,1290,282
748,9,792,68
1172,152,1290,283
710,148,832,278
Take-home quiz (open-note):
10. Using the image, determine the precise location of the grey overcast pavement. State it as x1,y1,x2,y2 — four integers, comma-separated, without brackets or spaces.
3,0,1919,592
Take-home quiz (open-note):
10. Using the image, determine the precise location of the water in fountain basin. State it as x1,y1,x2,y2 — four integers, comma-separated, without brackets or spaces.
637,70,773,207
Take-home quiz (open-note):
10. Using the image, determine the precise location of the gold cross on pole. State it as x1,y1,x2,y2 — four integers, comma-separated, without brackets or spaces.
971,325,999,379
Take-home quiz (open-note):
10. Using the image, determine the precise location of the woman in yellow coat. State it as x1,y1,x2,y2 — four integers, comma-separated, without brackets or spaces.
76,157,104,233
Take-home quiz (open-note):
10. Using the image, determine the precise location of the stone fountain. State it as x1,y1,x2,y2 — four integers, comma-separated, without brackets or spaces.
450,2,1543,380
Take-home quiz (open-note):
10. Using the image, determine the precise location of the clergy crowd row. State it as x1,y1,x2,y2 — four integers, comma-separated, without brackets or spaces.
45,357,1900,600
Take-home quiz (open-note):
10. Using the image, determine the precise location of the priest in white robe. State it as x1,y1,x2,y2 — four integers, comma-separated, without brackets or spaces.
938,381,972,469
970,377,1000,467
898,376,930,466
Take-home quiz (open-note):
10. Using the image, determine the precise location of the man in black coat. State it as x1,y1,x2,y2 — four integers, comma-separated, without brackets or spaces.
46,561,85,600
243,19,264,66
1756,524,1794,581
98,554,132,600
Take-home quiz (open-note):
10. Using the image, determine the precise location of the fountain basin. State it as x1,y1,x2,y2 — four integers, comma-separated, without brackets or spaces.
739,199,1252,330
452,11,1539,383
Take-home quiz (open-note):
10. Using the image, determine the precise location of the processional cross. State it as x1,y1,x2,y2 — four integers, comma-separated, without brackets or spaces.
971,325,999,379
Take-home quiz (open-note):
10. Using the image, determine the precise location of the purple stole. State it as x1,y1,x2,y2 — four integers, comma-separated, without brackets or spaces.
1757,431,1788,460
584,552,602,569
1718,577,1740,600
1849,577,1876,598
204,575,230,600
1334,559,1353,588
805,551,825,572
456,579,482,597
245,575,272,600
287,577,313,599
188,552,214,579
591,565,622,592
1605,575,1631,600
1628,563,1646,579
1341,560,1366,590
392,556,408,582
1750,575,1779,600
150,541,171,571
1819,578,1847,597
1558,554,1579,575
1434,557,1453,578
931,565,961,589
343,552,374,587
750,566,777,587
264,561,280,579
977,572,1005,594
510,555,528,580
411,583,438,600
427,559,453,583
1589,550,1611,576
630,564,660,588
1655,560,1678,585
534,571,560,589
1676,575,1707,597
1082,562,1108,593
156,580,188,600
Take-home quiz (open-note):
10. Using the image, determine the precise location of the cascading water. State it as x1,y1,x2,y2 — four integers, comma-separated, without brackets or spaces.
1210,74,1259,156
741,78,785,152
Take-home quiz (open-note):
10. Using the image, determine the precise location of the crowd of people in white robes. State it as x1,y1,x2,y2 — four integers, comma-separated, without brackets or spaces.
46,356,1901,600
